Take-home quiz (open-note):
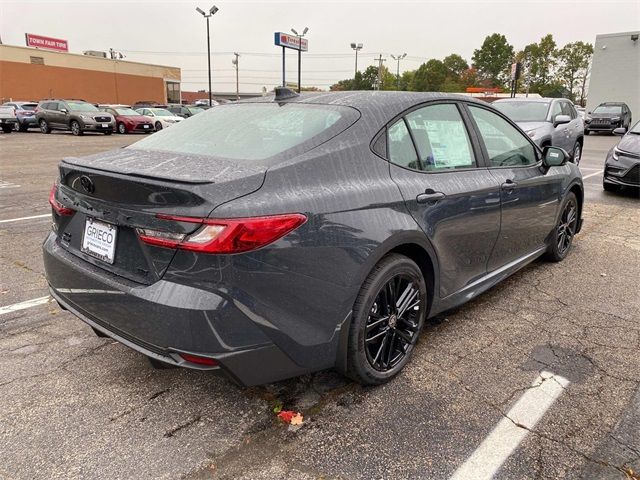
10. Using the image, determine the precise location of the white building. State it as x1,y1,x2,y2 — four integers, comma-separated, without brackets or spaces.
587,31,640,121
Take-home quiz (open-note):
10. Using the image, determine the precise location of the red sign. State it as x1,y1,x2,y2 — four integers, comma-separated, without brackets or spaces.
25,33,69,53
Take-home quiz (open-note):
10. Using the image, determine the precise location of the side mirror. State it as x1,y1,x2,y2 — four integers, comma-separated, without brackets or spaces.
553,114,571,127
60,108,68,114
542,146,568,168
613,127,626,136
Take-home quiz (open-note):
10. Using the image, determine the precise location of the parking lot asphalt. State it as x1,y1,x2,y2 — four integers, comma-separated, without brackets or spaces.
0,130,638,480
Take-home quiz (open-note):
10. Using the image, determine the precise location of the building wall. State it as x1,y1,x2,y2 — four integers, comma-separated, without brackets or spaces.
0,44,180,105
586,32,640,121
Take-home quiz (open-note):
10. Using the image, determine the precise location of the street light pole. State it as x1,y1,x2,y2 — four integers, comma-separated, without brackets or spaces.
390,53,406,90
350,42,363,79
196,5,219,106
291,27,308,93
232,52,240,100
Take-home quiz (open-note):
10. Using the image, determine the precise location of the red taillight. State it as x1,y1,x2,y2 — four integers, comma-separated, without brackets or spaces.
137,213,307,254
179,353,218,366
49,182,75,216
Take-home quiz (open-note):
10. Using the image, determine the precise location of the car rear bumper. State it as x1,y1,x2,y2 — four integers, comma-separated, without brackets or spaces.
43,233,313,386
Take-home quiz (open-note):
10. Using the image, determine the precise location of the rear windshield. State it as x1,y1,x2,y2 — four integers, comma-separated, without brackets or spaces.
493,101,550,122
128,103,359,161
21,104,38,110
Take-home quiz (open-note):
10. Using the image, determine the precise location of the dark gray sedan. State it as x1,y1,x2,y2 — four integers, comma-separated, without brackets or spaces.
603,122,640,192
43,90,584,386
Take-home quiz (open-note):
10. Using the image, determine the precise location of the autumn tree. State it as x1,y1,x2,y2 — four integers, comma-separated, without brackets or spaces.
472,34,514,87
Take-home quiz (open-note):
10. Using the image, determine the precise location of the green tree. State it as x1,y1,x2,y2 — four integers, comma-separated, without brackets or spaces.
522,34,557,93
557,41,593,104
443,54,469,79
399,70,415,91
472,34,514,87
411,59,449,91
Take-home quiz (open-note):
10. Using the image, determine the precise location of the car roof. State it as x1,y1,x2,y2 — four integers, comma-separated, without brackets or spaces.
242,90,490,120
493,97,555,103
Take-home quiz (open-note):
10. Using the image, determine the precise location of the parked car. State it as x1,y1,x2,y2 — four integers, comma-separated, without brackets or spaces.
36,100,115,136
134,107,183,130
0,105,18,133
101,106,155,134
603,121,640,192
167,104,205,118
43,89,584,386
493,97,584,164
132,101,167,110
3,101,38,131
585,102,633,135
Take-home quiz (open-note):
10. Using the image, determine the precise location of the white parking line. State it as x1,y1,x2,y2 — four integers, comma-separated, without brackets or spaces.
0,296,51,316
582,170,604,180
0,213,50,224
449,371,570,480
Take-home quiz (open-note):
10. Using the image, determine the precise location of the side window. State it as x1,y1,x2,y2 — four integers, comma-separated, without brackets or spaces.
387,119,419,169
561,102,574,119
549,102,562,122
468,106,538,167
50,102,60,111
405,103,475,171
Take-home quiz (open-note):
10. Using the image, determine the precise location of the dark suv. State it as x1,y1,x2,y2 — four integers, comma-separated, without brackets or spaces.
36,100,115,136
585,102,632,134
167,104,205,118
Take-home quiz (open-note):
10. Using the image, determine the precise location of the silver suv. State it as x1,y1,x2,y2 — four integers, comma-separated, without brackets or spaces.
36,100,115,136
493,98,585,164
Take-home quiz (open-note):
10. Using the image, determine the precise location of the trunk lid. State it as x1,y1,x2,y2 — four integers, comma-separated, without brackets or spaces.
54,148,265,284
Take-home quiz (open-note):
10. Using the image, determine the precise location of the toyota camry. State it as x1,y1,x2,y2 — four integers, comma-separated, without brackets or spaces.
44,89,584,386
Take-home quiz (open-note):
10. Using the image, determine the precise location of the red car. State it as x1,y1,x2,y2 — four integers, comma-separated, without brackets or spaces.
101,106,155,134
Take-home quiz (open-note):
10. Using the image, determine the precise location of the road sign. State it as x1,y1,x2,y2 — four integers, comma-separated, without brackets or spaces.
274,32,308,51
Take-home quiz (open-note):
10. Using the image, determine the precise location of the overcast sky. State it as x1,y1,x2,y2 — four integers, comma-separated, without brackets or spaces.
1,0,638,93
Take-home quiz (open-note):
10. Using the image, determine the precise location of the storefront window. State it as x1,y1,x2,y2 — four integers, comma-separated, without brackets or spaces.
166,81,180,104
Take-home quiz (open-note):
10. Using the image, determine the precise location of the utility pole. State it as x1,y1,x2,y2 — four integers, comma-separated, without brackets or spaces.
232,52,240,100
375,54,386,90
390,53,406,90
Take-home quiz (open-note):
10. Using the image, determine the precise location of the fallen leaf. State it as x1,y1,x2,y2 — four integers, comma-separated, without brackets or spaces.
277,410,295,423
290,413,304,425
272,400,283,414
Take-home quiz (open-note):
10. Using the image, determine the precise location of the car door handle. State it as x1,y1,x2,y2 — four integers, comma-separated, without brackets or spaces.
501,179,518,191
416,191,446,204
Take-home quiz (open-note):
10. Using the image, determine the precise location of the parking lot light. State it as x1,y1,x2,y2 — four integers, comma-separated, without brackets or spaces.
351,42,363,79
195,5,219,106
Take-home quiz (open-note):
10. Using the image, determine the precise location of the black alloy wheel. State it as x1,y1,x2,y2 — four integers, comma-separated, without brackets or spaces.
365,274,422,371
346,254,427,385
546,192,578,262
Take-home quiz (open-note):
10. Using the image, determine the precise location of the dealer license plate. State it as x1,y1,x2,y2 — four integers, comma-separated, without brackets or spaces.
81,217,117,264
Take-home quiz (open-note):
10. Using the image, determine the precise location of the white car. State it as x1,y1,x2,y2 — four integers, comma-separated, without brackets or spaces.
134,107,183,130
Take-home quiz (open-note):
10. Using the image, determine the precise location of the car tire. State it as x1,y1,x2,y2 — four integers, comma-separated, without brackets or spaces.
70,120,83,136
1,125,13,133
584,129,590,135
346,253,427,385
104,130,112,135
39,119,51,134
603,181,621,193
117,122,127,134
92,327,109,338
546,192,578,263
18,122,29,132
155,121,163,131
572,142,582,165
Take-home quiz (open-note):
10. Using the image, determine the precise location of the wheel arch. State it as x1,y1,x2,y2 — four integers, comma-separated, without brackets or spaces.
568,181,584,233
335,235,440,374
